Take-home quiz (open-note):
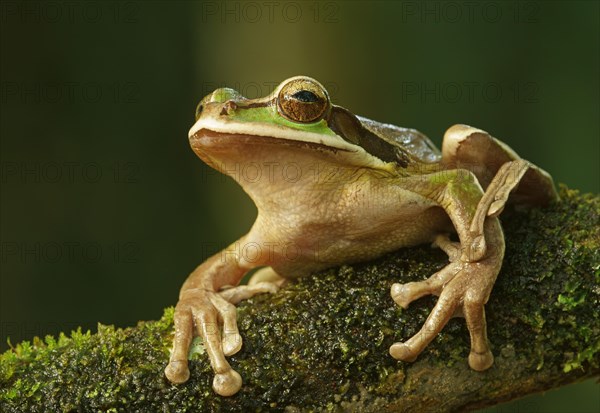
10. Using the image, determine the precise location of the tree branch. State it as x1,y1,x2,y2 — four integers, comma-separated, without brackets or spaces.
1,186,598,412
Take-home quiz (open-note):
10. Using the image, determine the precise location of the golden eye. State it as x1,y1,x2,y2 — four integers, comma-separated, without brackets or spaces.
277,77,330,123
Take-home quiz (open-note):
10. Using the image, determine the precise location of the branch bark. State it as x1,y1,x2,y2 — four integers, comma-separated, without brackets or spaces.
1,186,598,412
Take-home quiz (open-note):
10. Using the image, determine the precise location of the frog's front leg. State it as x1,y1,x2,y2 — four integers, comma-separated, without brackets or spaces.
470,159,529,234
390,169,504,371
164,238,276,396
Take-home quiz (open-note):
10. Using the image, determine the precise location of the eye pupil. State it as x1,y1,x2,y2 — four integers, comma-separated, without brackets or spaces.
292,90,319,103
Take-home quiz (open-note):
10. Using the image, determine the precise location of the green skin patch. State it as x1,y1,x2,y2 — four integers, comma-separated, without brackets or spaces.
208,87,339,137
230,106,338,137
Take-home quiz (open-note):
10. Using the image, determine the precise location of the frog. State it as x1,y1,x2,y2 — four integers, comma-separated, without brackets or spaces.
164,76,557,396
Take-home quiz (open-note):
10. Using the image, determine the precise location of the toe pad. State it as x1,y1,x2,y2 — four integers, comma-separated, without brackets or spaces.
213,369,242,397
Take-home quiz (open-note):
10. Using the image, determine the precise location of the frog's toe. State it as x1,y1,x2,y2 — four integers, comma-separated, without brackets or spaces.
166,305,195,384
389,342,418,362
213,369,242,397
391,283,414,309
391,262,459,309
391,280,439,308
164,360,190,384
432,234,461,262
463,289,496,371
222,333,243,356
219,281,281,305
208,292,243,356
247,267,286,286
469,350,494,371
470,159,531,238
488,199,506,217
486,160,530,217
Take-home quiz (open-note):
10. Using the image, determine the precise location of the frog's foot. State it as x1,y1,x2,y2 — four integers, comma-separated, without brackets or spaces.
165,288,244,396
390,239,501,371
165,269,283,396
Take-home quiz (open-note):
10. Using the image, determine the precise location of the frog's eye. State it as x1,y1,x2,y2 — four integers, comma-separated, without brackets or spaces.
277,78,329,123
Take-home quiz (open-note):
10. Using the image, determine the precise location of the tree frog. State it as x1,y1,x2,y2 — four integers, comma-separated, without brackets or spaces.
165,76,557,396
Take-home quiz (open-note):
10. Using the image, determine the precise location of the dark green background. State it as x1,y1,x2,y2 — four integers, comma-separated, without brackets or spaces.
1,1,598,411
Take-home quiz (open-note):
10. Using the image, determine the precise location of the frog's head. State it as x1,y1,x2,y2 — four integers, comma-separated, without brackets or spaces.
189,76,407,180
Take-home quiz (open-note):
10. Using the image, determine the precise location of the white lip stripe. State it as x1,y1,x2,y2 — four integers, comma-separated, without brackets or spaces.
189,117,361,152
188,117,394,170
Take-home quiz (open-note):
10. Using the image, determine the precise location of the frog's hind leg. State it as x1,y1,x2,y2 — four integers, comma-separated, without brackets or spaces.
442,124,558,207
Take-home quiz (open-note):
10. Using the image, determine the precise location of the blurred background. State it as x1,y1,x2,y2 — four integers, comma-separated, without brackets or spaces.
1,1,598,411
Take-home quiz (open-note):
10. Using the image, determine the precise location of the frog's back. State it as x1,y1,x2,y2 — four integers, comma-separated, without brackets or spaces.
357,116,441,164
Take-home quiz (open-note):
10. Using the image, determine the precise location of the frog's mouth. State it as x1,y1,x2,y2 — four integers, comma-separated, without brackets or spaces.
189,129,349,154
189,128,362,174
188,122,394,175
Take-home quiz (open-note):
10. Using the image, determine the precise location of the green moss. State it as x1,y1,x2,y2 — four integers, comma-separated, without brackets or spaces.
1,186,598,412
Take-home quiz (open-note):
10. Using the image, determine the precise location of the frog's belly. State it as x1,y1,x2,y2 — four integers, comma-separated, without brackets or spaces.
273,205,451,279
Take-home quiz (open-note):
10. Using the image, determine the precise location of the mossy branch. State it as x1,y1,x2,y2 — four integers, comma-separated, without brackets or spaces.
1,186,599,412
